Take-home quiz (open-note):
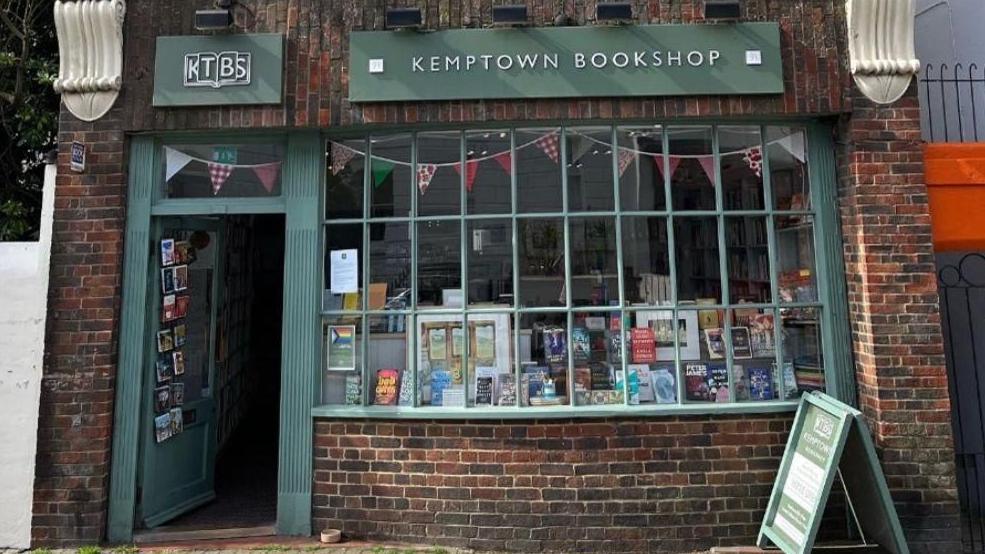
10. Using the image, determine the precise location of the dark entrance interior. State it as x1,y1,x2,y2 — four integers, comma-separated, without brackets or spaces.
155,214,285,535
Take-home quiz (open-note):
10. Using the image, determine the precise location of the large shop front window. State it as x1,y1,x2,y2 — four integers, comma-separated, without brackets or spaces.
320,125,822,412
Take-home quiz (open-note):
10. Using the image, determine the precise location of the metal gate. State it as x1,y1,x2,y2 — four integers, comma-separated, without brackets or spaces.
939,252,985,552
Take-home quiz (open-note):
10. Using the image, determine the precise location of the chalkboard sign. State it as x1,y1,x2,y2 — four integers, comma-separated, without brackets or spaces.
758,392,910,554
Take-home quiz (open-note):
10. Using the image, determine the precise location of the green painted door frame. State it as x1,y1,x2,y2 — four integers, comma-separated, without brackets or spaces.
107,132,320,542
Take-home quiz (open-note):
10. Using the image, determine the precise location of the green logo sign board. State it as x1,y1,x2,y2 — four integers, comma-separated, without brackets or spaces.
153,34,284,107
349,23,783,102
759,392,910,554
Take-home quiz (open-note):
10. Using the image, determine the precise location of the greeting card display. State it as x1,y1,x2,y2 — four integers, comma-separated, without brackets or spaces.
171,382,185,406
161,268,176,294
172,350,186,375
154,385,171,413
157,329,173,352
160,239,175,267
154,413,172,443
173,324,187,347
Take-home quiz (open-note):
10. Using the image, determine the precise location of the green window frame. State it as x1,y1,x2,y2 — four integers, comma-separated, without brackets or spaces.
314,121,850,419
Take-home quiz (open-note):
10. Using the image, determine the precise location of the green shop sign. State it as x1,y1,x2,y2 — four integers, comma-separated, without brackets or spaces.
349,23,783,102
153,34,284,107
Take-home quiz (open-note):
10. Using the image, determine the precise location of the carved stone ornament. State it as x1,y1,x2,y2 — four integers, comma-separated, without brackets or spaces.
53,0,126,122
846,0,921,105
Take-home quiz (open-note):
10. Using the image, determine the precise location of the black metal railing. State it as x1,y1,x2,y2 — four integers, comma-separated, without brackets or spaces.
920,63,985,143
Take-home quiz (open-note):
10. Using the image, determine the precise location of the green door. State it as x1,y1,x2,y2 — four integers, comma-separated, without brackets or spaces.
138,217,223,528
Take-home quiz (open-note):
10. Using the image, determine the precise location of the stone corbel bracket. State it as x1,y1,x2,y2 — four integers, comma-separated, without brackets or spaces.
53,0,126,122
846,0,921,105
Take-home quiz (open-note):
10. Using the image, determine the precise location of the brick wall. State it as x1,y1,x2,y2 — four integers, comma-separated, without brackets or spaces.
312,416,795,553
32,105,127,546
836,84,962,551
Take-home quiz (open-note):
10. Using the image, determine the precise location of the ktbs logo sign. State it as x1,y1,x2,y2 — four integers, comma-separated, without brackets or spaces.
183,50,251,88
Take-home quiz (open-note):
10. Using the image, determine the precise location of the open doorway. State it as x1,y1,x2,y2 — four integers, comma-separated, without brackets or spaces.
137,214,285,540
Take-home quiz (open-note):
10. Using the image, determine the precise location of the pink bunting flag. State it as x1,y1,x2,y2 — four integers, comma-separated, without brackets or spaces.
493,151,512,174
617,149,636,177
742,146,764,178
331,143,356,176
534,133,560,163
253,162,281,193
652,156,682,180
453,160,480,192
417,163,437,194
697,155,716,183
208,163,234,196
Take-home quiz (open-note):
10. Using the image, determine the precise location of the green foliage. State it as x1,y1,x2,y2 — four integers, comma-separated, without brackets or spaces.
0,0,58,241
31,548,52,554
110,545,139,554
77,546,102,554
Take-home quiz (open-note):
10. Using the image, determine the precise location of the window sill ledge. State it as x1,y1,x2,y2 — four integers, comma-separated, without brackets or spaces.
311,400,799,420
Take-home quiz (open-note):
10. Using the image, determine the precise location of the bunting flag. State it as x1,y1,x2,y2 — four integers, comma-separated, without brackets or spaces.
743,147,764,178
493,151,512,174
253,162,281,193
165,147,194,182
617,149,636,177
417,164,437,194
453,160,480,192
331,144,356,176
371,160,395,188
653,155,683,180
207,163,234,195
697,156,717,183
534,133,560,163
776,131,806,163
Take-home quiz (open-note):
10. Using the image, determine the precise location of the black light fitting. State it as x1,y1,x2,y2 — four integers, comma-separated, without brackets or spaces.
195,9,233,30
596,2,633,23
704,0,741,19
492,5,528,26
386,7,423,30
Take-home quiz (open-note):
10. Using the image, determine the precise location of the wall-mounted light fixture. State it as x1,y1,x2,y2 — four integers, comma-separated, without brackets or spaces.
492,5,528,27
704,0,741,20
386,7,423,30
195,0,233,31
596,2,633,24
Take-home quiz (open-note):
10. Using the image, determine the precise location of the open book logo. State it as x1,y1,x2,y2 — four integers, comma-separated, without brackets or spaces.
813,414,835,439
184,51,251,89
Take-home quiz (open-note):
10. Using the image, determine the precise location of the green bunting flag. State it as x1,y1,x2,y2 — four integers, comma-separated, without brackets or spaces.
371,160,395,188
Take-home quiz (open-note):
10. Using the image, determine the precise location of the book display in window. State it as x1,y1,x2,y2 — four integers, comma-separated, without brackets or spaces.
685,362,730,402
152,237,197,443
418,313,511,407
374,369,400,406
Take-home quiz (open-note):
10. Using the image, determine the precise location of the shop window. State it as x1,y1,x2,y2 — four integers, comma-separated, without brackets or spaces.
162,143,283,198
320,124,826,414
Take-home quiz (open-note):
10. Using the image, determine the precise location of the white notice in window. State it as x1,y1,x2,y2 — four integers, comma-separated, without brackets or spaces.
330,249,359,293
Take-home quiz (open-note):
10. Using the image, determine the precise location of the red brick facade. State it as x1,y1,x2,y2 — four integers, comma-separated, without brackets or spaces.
34,0,961,551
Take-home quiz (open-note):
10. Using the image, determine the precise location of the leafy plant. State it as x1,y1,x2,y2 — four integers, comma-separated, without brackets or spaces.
0,0,58,241
77,546,102,554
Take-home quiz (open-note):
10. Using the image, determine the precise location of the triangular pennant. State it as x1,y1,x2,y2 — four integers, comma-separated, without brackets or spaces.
453,160,480,192
534,132,560,163
207,162,234,196
417,163,437,194
252,162,281,193
777,131,806,163
697,155,716,183
617,149,636,177
493,151,512,174
569,134,594,166
653,156,683,180
331,143,356,176
742,146,764,178
371,159,395,188
165,147,194,182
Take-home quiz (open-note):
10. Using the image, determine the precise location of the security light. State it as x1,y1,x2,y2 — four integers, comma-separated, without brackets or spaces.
386,8,423,30
195,8,233,31
704,0,741,19
492,5,528,26
596,2,633,23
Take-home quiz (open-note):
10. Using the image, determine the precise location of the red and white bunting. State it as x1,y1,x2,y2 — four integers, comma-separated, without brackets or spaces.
653,156,682,180
331,143,356,176
165,147,193,182
208,163,234,196
493,151,512,174
253,162,281,193
697,156,716,183
417,163,438,194
617,149,635,177
534,133,560,163
742,146,764,178
453,160,480,192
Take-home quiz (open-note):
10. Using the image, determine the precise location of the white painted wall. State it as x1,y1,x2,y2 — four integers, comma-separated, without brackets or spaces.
0,164,55,549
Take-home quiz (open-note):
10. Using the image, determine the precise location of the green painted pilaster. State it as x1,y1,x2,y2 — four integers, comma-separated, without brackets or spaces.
809,123,857,406
277,131,322,536
107,136,156,542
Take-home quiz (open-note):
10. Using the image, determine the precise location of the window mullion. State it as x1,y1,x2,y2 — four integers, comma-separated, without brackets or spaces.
561,125,574,402
760,126,786,397
663,127,682,406
410,133,419,407
713,126,735,403
610,126,630,406
362,137,372,407
510,128,521,407
459,130,469,407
